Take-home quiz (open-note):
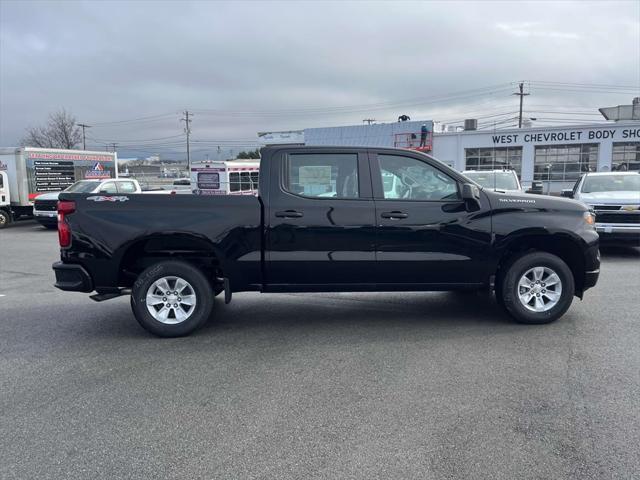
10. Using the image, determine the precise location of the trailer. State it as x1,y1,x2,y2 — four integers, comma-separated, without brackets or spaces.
190,159,259,196
0,147,117,228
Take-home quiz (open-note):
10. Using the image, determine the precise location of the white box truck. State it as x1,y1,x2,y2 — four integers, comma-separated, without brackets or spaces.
0,147,117,228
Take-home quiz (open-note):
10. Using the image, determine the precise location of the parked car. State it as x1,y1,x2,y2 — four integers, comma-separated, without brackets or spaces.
33,179,141,228
462,169,522,193
563,172,640,245
52,146,599,337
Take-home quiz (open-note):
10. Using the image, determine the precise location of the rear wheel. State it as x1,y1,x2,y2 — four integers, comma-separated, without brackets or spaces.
500,252,574,324
130,261,214,337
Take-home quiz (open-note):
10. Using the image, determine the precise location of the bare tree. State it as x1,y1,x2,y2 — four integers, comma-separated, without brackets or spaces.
21,109,83,149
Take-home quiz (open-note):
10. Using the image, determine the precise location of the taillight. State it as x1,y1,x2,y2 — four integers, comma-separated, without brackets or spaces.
57,200,75,248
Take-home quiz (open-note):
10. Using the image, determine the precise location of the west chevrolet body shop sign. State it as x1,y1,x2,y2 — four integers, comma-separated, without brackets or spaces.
25,150,116,198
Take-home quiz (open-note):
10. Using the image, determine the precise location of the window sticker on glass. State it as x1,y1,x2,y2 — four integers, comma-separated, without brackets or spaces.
298,166,333,196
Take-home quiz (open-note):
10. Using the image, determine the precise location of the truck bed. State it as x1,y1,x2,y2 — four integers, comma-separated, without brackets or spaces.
59,192,263,292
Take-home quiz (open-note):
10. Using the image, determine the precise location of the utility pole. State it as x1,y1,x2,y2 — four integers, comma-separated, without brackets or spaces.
362,118,376,125
78,123,91,150
513,82,530,128
181,110,192,171
109,143,117,153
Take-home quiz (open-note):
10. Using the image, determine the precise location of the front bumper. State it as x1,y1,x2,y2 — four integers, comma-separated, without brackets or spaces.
33,210,58,226
595,224,640,244
53,262,93,292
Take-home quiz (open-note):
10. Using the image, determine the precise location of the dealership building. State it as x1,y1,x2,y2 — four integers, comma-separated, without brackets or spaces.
432,122,640,192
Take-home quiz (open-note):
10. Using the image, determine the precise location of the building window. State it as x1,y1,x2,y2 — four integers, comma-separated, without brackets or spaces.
534,144,598,182
612,142,640,171
464,147,523,176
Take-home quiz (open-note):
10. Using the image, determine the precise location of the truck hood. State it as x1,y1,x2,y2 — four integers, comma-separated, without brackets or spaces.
485,190,587,212
578,191,640,205
33,192,62,201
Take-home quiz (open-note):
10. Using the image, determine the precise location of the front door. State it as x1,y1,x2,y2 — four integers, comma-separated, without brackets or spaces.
0,172,8,207
371,151,492,287
265,149,376,288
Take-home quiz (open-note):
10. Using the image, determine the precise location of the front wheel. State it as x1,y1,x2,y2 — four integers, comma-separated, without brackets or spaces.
500,252,575,324
0,210,10,229
130,261,214,337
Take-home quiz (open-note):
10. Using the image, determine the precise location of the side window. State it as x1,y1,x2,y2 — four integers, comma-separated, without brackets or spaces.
99,182,118,194
0,174,4,189
250,171,259,189
378,154,459,201
285,153,359,199
240,172,251,191
117,181,137,193
229,172,241,192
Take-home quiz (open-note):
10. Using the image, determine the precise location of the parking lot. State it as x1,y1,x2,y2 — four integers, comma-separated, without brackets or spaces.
1,220,639,480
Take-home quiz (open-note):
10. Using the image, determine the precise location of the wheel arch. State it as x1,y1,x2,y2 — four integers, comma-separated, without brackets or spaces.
495,232,587,296
117,232,224,289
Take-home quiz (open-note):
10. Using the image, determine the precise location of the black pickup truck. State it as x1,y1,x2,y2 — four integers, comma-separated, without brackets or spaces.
53,146,600,337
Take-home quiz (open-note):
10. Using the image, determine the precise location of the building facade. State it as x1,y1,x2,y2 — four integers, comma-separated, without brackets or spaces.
432,122,640,192
259,120,434,151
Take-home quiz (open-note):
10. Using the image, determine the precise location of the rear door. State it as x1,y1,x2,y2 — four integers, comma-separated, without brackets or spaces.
370,151,492,287
265,148,376,288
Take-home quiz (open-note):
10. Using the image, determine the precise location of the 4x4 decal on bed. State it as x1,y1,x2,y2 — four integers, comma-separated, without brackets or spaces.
86,195,129,202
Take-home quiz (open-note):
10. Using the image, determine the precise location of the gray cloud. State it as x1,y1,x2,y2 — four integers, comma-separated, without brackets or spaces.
1,0,638,159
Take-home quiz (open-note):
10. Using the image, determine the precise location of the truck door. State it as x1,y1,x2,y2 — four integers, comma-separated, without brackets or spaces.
265,148,376,288
0,172,8,206
370,151,492,287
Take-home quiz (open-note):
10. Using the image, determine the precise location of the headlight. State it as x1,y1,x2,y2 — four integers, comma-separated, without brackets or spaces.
583,211,596,226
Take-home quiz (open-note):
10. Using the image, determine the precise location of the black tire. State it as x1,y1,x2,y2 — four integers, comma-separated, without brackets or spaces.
130,261,214,337
43,224,58,230
0,210,10,229
499,251,575,324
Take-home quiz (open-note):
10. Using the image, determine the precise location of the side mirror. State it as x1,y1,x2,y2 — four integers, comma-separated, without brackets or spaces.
461,183,481,211
561,189,574,198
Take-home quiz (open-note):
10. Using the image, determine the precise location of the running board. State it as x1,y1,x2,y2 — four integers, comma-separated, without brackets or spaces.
90,289,129,302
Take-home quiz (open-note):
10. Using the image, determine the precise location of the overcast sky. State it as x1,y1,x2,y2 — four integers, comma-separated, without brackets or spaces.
1,0,639,159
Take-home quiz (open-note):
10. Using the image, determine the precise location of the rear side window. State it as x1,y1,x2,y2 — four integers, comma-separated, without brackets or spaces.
197,172,220,189
99,182,118,194
118,181,137,193
250,172,259,189
229,172,241,192
285,153,359,199
240,172,251,191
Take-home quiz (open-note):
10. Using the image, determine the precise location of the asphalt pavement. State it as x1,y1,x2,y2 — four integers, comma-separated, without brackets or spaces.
1,220,639,480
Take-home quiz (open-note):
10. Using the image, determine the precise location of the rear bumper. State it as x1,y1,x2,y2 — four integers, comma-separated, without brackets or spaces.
53,261,93,292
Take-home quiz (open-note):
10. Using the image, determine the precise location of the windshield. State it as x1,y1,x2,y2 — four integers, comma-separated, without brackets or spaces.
464,171,519,191
64,181,99,193
581,175,640,193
